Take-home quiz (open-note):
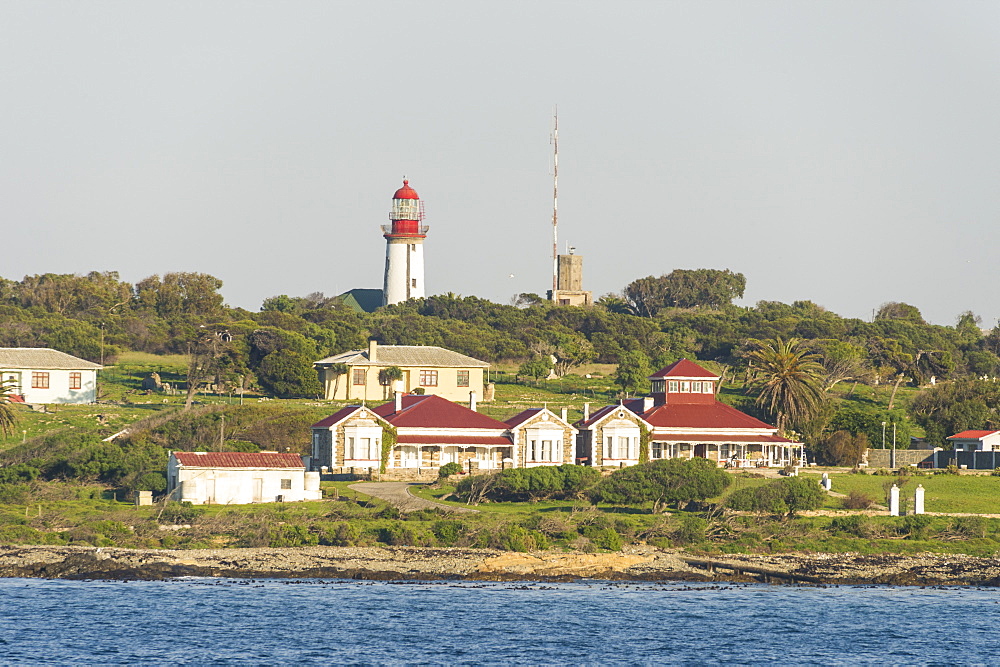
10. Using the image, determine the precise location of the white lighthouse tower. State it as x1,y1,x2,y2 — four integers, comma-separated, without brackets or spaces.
382,179,428,306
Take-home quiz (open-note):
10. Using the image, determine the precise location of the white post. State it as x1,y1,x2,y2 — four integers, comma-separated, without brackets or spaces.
821,472,831,491
914,484,925,514
889,484,900,516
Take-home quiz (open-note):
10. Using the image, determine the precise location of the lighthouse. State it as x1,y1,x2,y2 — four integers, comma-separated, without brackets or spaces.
382,179,428,306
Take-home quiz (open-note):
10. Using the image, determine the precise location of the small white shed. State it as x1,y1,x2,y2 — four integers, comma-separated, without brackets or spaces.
167,451,322,505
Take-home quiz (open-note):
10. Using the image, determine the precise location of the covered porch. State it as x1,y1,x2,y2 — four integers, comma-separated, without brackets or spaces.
651,434,804,468
391,434,514,472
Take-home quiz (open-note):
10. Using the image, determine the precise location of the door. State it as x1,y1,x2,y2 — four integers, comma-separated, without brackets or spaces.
252,478,264,502
206,479,216,504
694,444,707,459
1,371,22,396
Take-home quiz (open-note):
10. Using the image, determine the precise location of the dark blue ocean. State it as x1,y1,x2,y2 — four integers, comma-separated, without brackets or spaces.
0,578,997,665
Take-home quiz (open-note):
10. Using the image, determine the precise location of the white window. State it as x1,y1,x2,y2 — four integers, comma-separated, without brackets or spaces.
604,422,641,460
344,422,382,460
652,442,663,459
679,381,690,392
703,381,714,394
527,427,563,462
668,380,678,392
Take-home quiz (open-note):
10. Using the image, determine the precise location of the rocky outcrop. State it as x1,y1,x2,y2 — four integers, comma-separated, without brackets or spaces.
2,545,999,585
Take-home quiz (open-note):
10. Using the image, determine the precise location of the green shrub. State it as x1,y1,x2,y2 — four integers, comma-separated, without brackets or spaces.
594,458,731,512
951,516,987,539
431,520,465,546
829,515,877,538
581,525,623,551
269,524,319,547
899,514,935,540
727,476,825,516
159,501,204,524
439,462,462,478
456,465,600,503
672,514,707,545
842,490,876,510
317,521,361,546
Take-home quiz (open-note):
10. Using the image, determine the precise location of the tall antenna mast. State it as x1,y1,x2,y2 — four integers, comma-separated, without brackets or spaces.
551,108,559,298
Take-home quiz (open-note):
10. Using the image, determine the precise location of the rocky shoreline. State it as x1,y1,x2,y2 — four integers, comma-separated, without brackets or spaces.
3,544,1000,586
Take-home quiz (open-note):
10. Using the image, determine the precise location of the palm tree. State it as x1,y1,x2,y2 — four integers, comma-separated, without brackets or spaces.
0,378,18,437
745,337,825,434
327,363,348,400
378,366,404,399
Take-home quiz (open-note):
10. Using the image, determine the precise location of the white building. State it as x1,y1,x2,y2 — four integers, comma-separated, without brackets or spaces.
382,179,428,306
0,347,102,404
167,451,322,505
946,430,1000,451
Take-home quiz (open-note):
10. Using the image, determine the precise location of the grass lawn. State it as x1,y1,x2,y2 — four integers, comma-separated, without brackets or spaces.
803,471,1000,514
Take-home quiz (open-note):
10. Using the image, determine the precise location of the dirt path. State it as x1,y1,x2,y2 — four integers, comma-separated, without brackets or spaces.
350,481,478,513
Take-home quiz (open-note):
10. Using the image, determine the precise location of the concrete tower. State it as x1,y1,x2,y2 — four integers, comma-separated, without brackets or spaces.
382,179,428,306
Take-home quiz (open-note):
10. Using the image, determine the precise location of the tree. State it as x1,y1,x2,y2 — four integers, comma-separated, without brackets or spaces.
745,337,824,434
378,366,404,398
875,302,926,324
518,356,552,384
326,362,348,399
0,378,17,437
256,349,323,398
622,269,746,317
613,350,652,395
811,430,868,467
594,458,732,513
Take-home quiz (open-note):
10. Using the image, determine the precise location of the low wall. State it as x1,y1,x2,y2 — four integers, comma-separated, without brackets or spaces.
866,449,936,468
866,448,1000,470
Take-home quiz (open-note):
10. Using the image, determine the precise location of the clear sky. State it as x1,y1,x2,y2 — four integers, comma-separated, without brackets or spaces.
3,1,998,327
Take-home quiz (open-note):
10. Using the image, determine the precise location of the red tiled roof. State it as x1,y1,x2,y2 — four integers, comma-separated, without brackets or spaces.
397,434,512,446
947,430,1000,440
575,404,636,429
312,406,365,429
505,409,542,428
651,433,793,444
372,394,508,429
650,358,719,379
172,452,305,468
641,402,775,430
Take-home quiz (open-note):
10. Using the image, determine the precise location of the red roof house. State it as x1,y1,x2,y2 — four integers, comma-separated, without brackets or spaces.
311,394,520,477
946,430,1000,451
576,359,803,468
167,451,320,505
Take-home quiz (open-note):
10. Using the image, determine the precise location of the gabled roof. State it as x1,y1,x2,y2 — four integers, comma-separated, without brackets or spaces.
575,403,651,430
948,430,1000,440
0,348,102,371
315,345,489,369
372,394,507,429
505,408,578,433
172,452,304,468
649,358,718,380
311,405,377,429
505,408,543,428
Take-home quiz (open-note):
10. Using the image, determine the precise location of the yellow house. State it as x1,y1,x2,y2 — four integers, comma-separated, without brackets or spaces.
314,340,490,402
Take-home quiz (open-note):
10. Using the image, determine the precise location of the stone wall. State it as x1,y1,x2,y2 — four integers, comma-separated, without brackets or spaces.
865,448,936,468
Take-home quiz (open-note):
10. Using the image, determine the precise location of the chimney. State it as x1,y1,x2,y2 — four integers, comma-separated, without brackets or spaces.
469,391,477,412
583,402,590,421
561,407,568,422
368,339,378,363
394,391,403,414
643,396,654,413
